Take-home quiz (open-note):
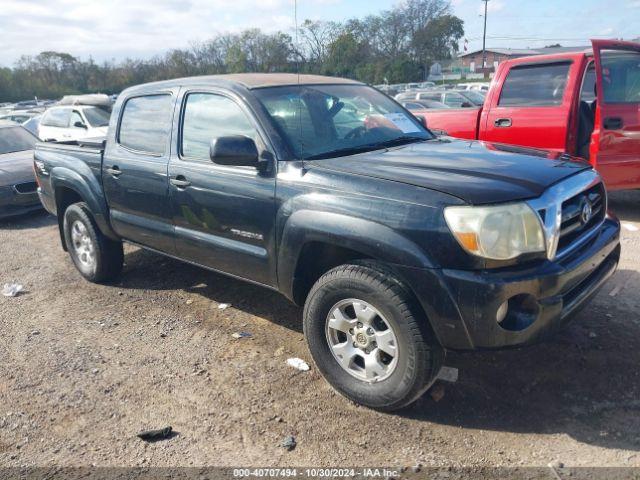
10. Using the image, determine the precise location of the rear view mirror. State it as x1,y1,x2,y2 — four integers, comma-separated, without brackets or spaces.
210,135,259,167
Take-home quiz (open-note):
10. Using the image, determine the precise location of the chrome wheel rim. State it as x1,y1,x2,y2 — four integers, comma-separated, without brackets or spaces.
325,298,399,383
71,220,95,269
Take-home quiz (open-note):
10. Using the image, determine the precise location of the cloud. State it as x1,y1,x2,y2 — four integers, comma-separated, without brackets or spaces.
0,0,313,65
477,0,504,14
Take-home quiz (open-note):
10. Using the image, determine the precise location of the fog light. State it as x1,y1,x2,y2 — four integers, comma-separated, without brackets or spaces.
496,301,509,324
498,294,540,332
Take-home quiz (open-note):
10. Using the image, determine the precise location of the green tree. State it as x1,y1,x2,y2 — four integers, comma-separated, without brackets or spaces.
323,33,370,79
412,14,464,76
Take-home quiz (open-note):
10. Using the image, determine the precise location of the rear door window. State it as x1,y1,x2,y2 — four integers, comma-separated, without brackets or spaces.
499,62,571,106
118,94,173,155
41,109,71,127
600,50,640,104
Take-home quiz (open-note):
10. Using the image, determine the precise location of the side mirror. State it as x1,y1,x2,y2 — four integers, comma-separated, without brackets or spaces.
461,102,473,108
209,135,259,167
74,121,87,129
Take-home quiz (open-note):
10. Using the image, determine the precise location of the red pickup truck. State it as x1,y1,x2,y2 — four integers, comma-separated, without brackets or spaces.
417,40,640,190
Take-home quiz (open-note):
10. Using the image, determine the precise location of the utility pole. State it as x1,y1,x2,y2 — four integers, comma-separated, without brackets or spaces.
481,0,489,70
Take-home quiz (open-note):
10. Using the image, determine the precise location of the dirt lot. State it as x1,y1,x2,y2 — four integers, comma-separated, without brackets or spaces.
1,191,640,470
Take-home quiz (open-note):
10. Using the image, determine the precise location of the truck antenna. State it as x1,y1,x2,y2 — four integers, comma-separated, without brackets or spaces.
294,0,305,168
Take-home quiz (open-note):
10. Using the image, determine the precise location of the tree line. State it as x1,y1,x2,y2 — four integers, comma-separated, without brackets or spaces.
0,0,464,102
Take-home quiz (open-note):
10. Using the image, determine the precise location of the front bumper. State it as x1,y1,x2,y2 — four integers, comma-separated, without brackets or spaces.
398,216,621,350
0,182,42,219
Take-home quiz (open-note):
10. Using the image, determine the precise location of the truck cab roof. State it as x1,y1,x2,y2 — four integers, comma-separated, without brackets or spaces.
122,73,364,95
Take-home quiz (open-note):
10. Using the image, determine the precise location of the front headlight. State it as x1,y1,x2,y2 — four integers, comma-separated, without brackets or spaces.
444,202,546,260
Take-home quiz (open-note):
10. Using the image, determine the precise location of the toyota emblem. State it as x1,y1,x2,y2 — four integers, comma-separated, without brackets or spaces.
580,198,593,224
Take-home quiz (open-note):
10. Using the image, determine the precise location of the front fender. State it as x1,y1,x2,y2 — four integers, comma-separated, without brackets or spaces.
50,166,119,241
277,209,435,300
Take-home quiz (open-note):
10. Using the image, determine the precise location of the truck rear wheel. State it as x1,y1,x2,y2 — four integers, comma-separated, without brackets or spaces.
303,261,444,411
63,202,123,283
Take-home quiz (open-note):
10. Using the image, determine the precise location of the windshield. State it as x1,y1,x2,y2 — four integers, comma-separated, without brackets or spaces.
0,126,37,154
254,84,432,160
83,107,111,127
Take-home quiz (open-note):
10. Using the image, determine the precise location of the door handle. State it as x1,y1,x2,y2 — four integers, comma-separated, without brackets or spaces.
170,176,191,188
603,117,623,130
494,118,512,128
106,166,122,177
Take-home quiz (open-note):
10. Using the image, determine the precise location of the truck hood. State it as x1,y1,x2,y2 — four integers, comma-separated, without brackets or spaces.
0,149,35,186
309,138,591,204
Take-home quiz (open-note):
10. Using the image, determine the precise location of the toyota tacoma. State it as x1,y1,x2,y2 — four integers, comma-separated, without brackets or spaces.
34,74,621,410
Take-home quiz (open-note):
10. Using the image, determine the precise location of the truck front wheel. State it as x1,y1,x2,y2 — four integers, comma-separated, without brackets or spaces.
303,262,444,411
63,202,123,283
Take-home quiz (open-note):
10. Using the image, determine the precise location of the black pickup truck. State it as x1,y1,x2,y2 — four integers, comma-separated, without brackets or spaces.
34,74,621,410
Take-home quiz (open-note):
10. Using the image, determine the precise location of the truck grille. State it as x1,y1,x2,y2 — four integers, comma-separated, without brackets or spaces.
527,170,606,261
556,182,606,253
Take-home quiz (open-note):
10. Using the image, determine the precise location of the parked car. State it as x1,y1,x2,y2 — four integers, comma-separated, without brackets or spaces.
34,73,620,411
420,39,640,190
397,90,475,108
0,122,41,219
14,100,40,109
401,99,450,111
0,110,39,124
457,82,491,92
38,105,111,142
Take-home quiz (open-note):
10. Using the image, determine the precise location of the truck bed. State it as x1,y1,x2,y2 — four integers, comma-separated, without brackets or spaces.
39,136,106,150
34,138,105,198
418,107,482,140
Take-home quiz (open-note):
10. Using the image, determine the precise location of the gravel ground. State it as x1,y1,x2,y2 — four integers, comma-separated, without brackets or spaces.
1,191,640,470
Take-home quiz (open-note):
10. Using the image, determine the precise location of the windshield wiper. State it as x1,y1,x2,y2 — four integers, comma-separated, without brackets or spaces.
305,144,383,160
305,136,427,160
375,136,427,148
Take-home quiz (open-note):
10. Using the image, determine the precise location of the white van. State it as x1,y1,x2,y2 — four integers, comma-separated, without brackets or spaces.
38,106,110,142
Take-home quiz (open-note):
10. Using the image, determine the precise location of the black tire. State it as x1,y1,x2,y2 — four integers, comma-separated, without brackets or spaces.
303,261,444,411
63,202,123,283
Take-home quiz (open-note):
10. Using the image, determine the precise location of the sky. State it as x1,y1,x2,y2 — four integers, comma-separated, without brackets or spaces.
0,0,638,66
